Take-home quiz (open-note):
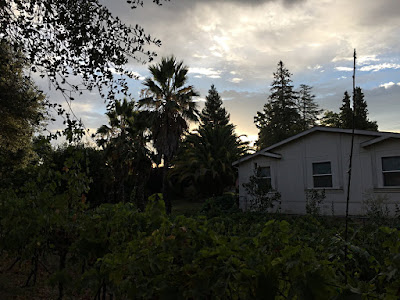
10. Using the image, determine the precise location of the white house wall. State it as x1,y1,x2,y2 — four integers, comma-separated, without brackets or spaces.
367,139,400,205
238,132,400,216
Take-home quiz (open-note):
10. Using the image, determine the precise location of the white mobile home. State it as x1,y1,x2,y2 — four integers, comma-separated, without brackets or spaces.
233,127,400,215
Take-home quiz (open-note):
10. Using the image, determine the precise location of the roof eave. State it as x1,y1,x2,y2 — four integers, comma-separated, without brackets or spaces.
232,151,281,166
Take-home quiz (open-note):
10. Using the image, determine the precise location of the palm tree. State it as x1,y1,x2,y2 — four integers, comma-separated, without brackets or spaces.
96,98,152,209
96,98,136,145
139,56,199,214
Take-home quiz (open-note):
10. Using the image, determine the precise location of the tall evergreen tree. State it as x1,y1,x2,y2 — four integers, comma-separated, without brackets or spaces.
172,125,248,197
297,84,322,131
353,87,378,130
339,91,353,129
255,61,300,148
173,85,248,197
200,84,229,127
322,88,378,131
320,111,341,128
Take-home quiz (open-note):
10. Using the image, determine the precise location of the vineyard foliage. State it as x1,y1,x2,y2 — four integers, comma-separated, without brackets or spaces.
1,156,400,299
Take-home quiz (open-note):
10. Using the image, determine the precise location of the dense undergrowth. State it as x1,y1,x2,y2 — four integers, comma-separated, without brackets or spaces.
1,153,400,299
1,186,400,299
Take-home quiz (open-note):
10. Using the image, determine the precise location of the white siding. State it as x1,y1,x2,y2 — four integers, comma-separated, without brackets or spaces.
237,132,400,215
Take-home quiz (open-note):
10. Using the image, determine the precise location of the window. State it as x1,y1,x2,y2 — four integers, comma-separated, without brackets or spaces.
312,162,332,188
382,156,400,186
256,166,272,190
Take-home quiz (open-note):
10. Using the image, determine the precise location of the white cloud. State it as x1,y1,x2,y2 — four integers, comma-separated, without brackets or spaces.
109,67,119,74
192,97,206,102
230,77,243,83
332,56,353,63
74,0,400,134
193,54,208,59
238,134,258,148
188,67,222,78
210,51,223,58
131,71,145,80
308,64,322,70
123,0,400,92
110,68,146,80
379,82,400,89
332,55,380,65
360,63,400,72
358,55,380,65
335,67,353,72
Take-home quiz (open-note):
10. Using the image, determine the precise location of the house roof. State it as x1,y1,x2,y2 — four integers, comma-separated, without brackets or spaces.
232,126,400,166
232,151,282,166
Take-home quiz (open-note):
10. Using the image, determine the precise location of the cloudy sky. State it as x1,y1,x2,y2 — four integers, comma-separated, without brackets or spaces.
41,0,400,144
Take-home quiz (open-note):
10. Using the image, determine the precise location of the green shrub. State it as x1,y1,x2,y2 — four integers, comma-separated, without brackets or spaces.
242,168,281,212
305,189,326,216
200,193,240,216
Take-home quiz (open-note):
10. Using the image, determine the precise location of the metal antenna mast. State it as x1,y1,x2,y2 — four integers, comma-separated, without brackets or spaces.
344,49,356,275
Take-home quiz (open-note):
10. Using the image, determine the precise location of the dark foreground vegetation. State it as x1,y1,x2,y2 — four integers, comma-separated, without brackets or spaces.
0,42,395,298
2,185,400,299
1,1,393,299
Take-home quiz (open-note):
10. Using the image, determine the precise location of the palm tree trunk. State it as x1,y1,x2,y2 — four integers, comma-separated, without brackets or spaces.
162,159,171,214
133,182,145,211
58,250,67,300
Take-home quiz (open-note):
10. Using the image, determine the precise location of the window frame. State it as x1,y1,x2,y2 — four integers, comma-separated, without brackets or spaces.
312,161,333,188
381,156,400,187
255,165,272,191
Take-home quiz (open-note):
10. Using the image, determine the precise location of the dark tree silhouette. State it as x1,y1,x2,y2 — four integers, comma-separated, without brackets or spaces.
173,85,248,197
96,99,152,208
139,56,199,213
322,88,377,131
339,91,353,129
255,61,300,148
1,0,166,103
320,111,341,128
353,87,378,131
297,84,322,131
200,84,229,127
0,41,46,175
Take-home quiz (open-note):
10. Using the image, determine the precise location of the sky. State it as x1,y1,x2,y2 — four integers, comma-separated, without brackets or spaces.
40,0,400,145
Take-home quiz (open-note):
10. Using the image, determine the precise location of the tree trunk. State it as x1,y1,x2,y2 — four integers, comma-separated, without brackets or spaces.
58,250,67,300
162,159,171,214
102,281,107,300
23,254,38,287
135,183,145,212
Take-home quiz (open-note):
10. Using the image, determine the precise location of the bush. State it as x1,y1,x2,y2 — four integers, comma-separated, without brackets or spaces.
242,168,281,212
362,191,389,219
305,189,326,216
201,193,240,216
